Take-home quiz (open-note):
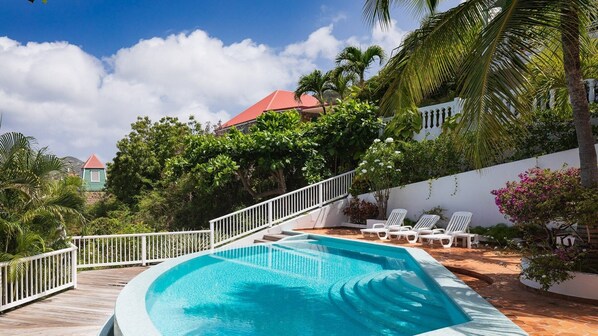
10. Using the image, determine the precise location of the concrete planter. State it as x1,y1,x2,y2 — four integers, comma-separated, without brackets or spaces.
520,259,598,301
366,218,385,228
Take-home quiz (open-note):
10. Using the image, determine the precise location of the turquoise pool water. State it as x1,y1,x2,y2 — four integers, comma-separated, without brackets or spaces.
146,237,469,335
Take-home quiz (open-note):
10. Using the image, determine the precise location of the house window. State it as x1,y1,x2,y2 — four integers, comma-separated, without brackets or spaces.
90,171,100,182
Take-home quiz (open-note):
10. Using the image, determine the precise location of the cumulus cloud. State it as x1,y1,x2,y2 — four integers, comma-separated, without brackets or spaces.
371,19,408,57
0,31,320,162
0,22,409,162
283,25,342,61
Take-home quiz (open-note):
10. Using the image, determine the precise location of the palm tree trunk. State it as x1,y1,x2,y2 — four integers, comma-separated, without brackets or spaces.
561,6,598,188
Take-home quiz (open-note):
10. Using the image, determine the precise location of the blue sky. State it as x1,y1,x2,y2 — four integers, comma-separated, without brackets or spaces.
0,0,459,162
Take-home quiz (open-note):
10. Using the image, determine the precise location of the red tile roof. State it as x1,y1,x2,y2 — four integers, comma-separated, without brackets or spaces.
82,154,105,169
221,90,321,128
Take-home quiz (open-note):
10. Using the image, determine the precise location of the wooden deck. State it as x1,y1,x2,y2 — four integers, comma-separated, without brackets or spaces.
0,267,147,336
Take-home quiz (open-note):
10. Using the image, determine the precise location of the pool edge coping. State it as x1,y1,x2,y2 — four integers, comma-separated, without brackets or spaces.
114,234,527,336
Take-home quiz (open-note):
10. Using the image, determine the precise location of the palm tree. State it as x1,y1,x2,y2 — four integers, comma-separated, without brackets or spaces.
328,69,357,100
335,45,386,87
364,0,598,187
294,70,334,113
0,131,84,258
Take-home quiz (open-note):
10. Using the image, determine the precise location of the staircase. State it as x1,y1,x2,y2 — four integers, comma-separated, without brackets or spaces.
209,170,355,249
328,270,465,335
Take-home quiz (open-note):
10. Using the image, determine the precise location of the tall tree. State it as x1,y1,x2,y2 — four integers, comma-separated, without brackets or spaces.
294,70,334,113
329,69,357,100
107,116,200,205
364,0,598,187
335,45,386,86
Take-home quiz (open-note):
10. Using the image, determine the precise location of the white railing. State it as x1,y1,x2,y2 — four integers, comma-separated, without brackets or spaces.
209,170,355,248
72,230,211,269
414,98,463,140
0,244,77,312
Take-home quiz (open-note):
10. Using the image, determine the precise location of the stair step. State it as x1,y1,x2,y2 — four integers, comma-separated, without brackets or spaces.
358,272,447,325
253,239,269,244
262,234,292,241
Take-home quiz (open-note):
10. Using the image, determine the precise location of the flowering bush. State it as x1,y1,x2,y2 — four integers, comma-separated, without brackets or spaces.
342,198,379,224
355,138,403,219
492,168,582,226
491,167,595,289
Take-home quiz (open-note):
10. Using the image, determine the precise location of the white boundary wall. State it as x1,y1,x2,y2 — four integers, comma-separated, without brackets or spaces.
362,145,598,227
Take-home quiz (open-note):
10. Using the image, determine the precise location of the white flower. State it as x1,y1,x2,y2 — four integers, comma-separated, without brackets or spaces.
373,139,381,143
374,159,380,162
542,275,547,278
361,169,367,174
370,168,375,172
301,167,307,171
387,166,392,169
379,163,383,166
385,137,394,143
394,151,401,154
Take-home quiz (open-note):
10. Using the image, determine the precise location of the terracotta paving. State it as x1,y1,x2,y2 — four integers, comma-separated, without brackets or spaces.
300,228,598,336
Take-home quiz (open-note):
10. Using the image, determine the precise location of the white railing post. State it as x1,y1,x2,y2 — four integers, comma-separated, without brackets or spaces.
141,235,147,266
453,97,463,114
71,245,78,289
588,79,596,103
268,201,273,227
318,183,323,207
209,221,215,251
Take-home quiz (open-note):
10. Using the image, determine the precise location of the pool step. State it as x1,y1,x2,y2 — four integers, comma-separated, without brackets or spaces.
329,271,456,335
253,232,296,244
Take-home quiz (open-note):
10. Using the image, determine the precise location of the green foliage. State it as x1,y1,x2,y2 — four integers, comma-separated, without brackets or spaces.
506,106,598,161
306,98,383,174
384,107,422,141
356,138,403,219
342,198,378,224
470,224,521,246
395,135,470,185
294,70,334,112
335,45,385,86
107,116,200,205
0,131,85,259
364,0,597,177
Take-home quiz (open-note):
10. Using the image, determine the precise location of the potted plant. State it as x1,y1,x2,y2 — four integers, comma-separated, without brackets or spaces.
492,167,598,299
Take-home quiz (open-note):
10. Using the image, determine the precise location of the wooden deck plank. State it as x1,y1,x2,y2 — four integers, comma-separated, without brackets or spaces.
0,266,147,336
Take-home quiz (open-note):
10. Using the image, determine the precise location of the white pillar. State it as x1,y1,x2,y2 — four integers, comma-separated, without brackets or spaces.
71,246,78,289
549,89,556,109
588,79,596,103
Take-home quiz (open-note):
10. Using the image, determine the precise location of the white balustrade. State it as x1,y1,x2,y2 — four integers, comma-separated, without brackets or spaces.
210,170,355,248
0,244,77,312
72,230,211,268
414,98,463,141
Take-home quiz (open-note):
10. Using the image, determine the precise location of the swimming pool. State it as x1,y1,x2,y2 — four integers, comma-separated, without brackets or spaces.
114,234,527,336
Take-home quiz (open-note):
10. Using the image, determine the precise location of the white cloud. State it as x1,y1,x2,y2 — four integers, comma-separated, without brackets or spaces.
283,25,342,61
371,19,408,57
0,22,409,163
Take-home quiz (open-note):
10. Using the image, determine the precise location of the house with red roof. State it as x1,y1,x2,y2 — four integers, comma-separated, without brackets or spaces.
81,154,106,191
217,90,323,134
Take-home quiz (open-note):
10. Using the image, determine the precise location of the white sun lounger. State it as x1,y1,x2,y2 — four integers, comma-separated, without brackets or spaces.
360,208,407,240
418,211,473,248
387,214,440,243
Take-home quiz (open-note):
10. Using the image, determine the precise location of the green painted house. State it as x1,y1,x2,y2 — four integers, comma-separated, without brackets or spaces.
81,154,106,191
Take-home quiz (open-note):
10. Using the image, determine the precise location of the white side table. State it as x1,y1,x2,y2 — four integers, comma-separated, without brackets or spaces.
454,233,479,249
